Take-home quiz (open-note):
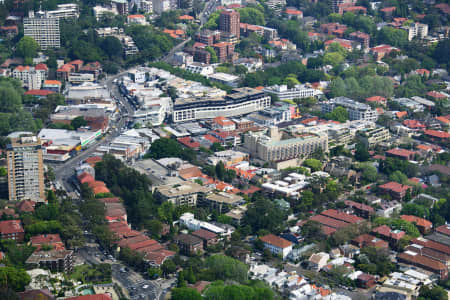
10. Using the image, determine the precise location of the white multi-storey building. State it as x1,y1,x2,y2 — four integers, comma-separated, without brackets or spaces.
152,0,171,14
24,11,60,49
322,97,378,122
405,22,428,41
141,0,153,12
263,84,322,100
173,87,271,122
244,126,328,161
45,4,79,19
12,65,48,90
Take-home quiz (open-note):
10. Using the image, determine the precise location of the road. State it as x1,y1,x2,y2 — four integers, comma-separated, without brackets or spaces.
54,71,135,192
76,245,171,300
160,37,192,63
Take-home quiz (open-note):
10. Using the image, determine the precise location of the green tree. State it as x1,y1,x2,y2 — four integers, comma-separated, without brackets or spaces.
325,106,349,123
244,195,287,234
204,255,249,283
148,267,162,279
303,159,322,172
161,259,176,277
70,116,87,130
205,46,218,63
0,267,31,292
418,285,447,300
238,7,265,25
355,143,370,161
389,170,408,184
15,36,39,59
361,163,378,182
171,287,202,300
100,36,123,59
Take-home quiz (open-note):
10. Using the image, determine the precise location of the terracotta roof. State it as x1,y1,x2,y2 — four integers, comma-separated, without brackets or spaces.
35,63,48,71
260,234,292,249
436,116,450,124
386,148,415,158
16,200,36,212
144,249,175,265
18,289,55,300
380,6,396,12
15,65,32,72
128,239,159,251
400,215,432,229
397,251,447,272
213,116,235,127
366,96,386,103
372,225,405,240
415,69,430,76
0,220,24,234
85,156,102,166
412,237,450,255
177,137,200,149
310,214,349,229
203,134,220,144
403,119,425,129
24,90,54,96
424,129,450,139
379,182,412,194
98,197,121,203
436,225,450,237
192,229,217,240
43,80,62,86
344,200,375,213
77,172,95,184
320,209,363,224
353,234,388,248
427,91,446,99
396,111,408,119
179,15,194,20
128,14,145,19
285,8,303,15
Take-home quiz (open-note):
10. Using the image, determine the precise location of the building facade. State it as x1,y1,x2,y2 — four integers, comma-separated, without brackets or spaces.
7,136,45,202
219,9,240,39
24,12,60,49
244,127,328,161
263,84,322,100
322,97,378,122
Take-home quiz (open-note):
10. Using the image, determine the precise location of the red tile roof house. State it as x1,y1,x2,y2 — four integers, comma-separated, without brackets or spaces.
424,129,450,141
18,289,55,300
400,215,432,234
357,273,376,289
385,148,416,160
30,234,65,251
372,225,405,247
177,137,200,150
0,220,24,242
260,234,293,259
405,244,449,267
378,181,412,200
320,209,364,224
352,234,389,249
411,237,450,257
397,251,448,279
15,200,36,213
366,96,387,106
66,295,112,300
403,119,426,131
192,229,219,248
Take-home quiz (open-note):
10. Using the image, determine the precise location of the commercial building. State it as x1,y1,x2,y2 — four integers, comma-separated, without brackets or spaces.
219,9,240,39
244,126,328,161
322,97,378,122
263,84,322,100
153,182,212,207
24,11,60,49
173,87,270,122
6,136,45,202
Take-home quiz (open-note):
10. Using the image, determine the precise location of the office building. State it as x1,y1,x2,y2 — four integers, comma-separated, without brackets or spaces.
6,136,45,202
219,9,240,39
173,87,271,122
24,11,60,49
322,97,378,122
263,84,322,100
244,126,328,161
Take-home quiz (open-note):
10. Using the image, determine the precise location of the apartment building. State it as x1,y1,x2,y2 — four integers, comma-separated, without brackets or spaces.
219,9,240,39
244,126,328,161
405,22,428,41
6,136,45,202
263,84,322,100
152,0,171,14
153,181,212,207
265,0,286,13
357,127,391,147
45,3,79,19
12,64,48,90
195,29,221,46
172,87,271,122
24,11,60,49
322,97,378,122
260,234,293,259
141,0,153,13
26,250,74,273
331,0,355,13
0,220,25,242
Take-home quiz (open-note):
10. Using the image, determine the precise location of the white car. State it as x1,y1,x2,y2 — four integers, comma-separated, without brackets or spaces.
142,285,149,289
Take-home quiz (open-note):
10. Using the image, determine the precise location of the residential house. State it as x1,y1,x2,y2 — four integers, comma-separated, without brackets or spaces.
175,233,203,255
0,220,24,242
191,229,219,248
378,182,412,200
308,252,330,271
400,215,432,234
260,234,293,259
352,234,389,249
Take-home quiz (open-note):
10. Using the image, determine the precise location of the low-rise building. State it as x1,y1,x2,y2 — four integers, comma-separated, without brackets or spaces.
175,234,203,255
262,84,322,100
308,252,330,271
379,182,412,200
153,181,212,207
26,250,74,273
208,72,240,88
357,127,391,147
0,220,24,242
322,97,378,122
400,215,432,234
260,234,293,259
201,192,244,214
191,229,219,248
